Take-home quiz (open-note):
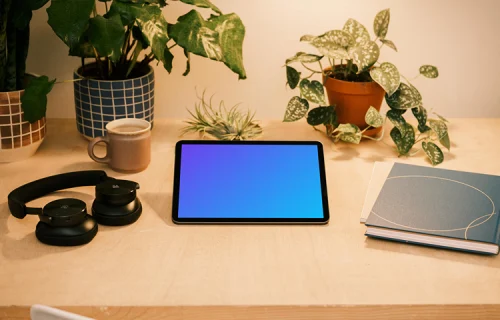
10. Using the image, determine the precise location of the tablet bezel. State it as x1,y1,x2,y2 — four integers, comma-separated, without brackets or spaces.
172,140,329,225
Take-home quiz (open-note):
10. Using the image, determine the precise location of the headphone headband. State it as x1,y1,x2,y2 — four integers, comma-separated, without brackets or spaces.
8,171,112,219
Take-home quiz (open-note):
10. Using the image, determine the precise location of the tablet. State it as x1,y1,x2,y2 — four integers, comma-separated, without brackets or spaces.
172,140,329,224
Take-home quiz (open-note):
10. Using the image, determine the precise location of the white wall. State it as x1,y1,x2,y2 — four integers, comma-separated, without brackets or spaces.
28,0,500,120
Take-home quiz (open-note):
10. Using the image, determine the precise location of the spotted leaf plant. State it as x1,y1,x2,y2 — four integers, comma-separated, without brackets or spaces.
283,8,451,165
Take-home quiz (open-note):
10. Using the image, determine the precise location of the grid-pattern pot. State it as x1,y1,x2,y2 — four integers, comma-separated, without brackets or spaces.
0,89,46,162
73,65,155,139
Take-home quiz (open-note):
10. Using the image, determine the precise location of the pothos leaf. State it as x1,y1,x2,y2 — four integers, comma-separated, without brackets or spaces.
380,39,397,51
336,123,360,134
373,8,390,39
338,132,362,144
419,65,439,78
300,34,316,42
348,40,379,72
390,123,415,155
387,109,407,137
411,106,431,133
335,123,362,144
309,30,353,59
307,106,334,126
422,141,444,166
365,106,384,128
286,66,300,89
88,15,125,63
299,79,325,104
369,62,400,96
385,83,422,109
428,119,448,140
342,18,370,46
284,96,309,122
286,52,322,64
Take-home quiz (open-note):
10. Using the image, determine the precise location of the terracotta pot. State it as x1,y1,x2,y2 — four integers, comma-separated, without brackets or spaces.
323,70,385,136
0,84,46,163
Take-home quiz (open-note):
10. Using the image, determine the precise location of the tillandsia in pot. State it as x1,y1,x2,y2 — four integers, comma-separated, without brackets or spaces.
283,8,451,166
44,0,247,138
0,0,56,162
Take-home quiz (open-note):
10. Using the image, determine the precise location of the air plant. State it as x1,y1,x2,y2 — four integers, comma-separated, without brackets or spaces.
182,91,262,141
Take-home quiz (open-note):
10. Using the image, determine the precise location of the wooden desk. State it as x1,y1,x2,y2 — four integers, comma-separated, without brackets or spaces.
1,119,499,320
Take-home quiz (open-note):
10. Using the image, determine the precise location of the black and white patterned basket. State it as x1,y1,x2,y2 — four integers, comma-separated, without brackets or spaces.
73,65,155,139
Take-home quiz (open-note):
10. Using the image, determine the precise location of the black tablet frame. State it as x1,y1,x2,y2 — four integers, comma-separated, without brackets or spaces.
172,140,330,225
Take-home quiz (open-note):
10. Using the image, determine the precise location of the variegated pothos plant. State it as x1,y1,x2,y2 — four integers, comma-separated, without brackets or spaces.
283,9,450,166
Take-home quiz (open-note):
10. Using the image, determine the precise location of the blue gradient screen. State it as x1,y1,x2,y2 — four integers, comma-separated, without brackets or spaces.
176,144,325,219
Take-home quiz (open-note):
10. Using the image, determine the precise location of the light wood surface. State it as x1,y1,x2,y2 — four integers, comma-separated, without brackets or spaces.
1,118,500,319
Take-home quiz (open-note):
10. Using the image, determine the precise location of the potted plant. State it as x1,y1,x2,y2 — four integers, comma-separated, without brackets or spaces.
283,9,451,166
45,0,247,139
0,0,55,162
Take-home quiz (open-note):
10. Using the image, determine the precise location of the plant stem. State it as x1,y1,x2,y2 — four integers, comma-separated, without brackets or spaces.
16,25,29,90
120,27,132,65
318,60,324,74
93,47,105,79
300,62,321,73
104,0,109,13
346,59,353,75
168,43,177,50
303,72,315,80
5,20,17,91
328,57,335,72
126,42,143,78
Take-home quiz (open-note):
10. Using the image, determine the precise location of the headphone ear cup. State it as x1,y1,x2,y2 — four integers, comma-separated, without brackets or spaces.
35,215,98,246
92,198,142,226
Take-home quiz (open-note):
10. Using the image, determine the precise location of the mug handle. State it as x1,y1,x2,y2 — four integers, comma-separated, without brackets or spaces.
88,136,111,164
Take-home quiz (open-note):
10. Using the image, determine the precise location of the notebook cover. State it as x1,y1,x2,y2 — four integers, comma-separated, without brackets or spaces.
365,163,500,245
360,162,394,223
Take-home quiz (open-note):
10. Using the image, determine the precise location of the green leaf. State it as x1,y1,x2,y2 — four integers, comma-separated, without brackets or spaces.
285,52,322,64
338,131,362,144
373,8,390,39
422,141,444,166
336,123,360,134
68,32,95,58
168,10,247,79
335,124,361,144
380,39,397,51
387,109,407,137
385,82,422,109
182,48,191,76
390,124,415,155
365,106,384,128
115,0,167,6
369,62,400,96
419,65,439,78
299,79,325,104
135,6,171,70
307,106,333,126
342,18,370,46
428,119,448,140
348,40,379,72
20,76,56,123
179,0,222,15
284,96,309,122
106,1,141,26
429,119,451,151
88,15,125,63
47,0,95,49
309,30,353,59
286,66,300,89
300,34,316,42
132,25,149,49
411,106,431,133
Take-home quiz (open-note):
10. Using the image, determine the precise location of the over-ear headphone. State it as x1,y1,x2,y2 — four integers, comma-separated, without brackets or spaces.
7,170,142,246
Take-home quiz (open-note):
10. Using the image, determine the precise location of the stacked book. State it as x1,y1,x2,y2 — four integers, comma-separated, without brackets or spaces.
360,162,500,255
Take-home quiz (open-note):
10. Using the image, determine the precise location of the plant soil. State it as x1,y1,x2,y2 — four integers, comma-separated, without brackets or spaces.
326,65,373,82
77,63,150,81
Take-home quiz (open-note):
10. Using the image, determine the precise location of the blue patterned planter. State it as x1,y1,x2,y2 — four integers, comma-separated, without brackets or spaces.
73,65,155,139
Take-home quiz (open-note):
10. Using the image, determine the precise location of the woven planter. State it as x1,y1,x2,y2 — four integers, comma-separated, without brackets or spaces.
0,88,46,163
73,64,155,139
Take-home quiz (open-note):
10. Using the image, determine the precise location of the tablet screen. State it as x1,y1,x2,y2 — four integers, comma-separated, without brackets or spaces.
172,141,329,223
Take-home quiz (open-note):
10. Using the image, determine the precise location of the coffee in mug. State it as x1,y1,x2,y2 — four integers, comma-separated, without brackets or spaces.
88,118,151,173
